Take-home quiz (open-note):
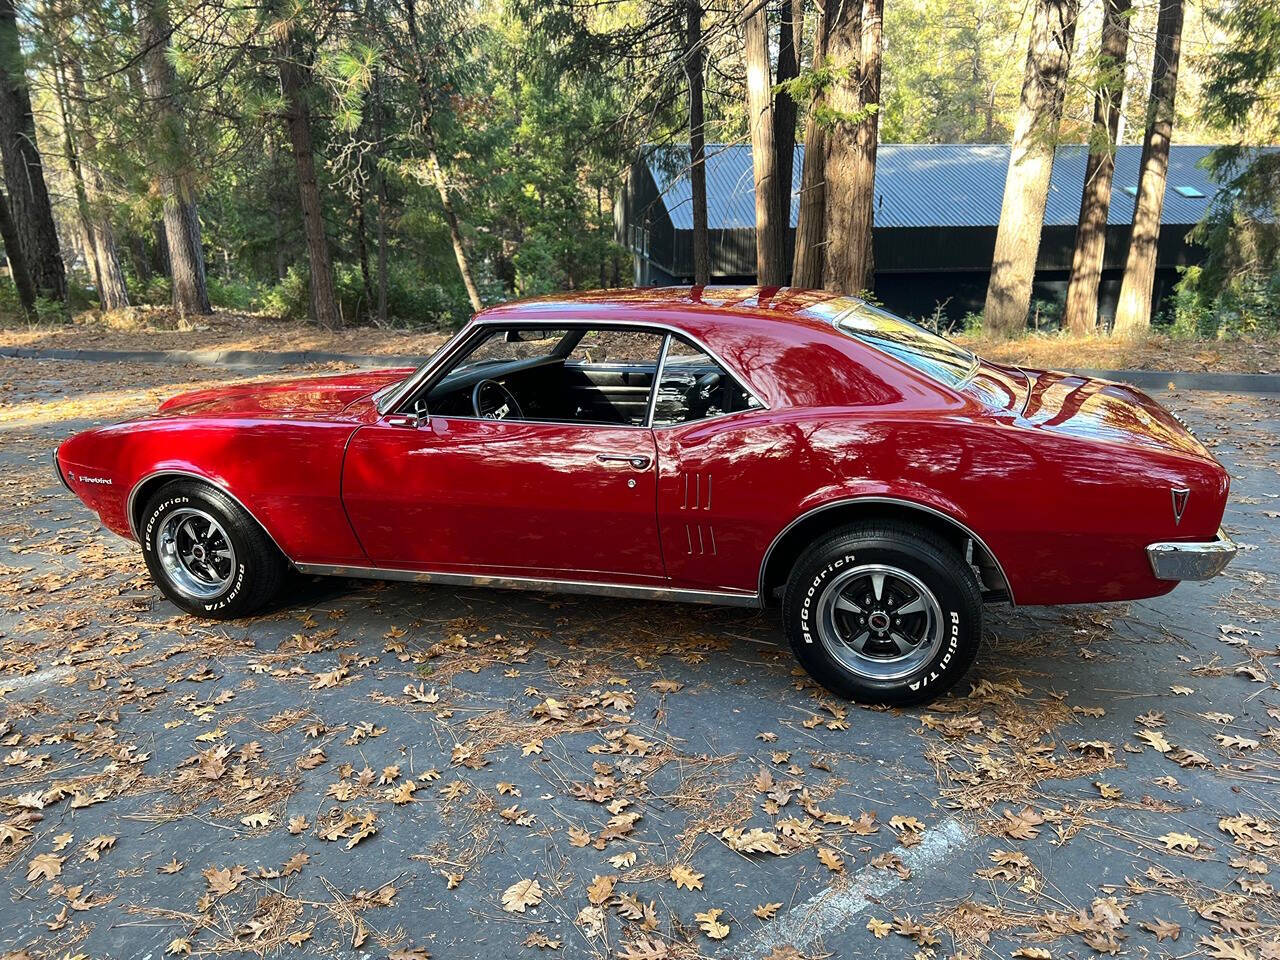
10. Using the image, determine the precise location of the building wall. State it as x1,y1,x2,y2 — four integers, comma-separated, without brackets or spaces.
627,218,1199,325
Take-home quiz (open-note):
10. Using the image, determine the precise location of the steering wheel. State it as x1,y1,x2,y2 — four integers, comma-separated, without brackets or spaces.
472,379,523,420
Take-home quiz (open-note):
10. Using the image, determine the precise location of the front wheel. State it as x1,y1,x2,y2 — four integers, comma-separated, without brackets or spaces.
139,480,287,619
782,521,983,705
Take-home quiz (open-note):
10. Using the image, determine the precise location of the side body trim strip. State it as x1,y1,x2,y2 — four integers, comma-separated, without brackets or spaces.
294,562,762,608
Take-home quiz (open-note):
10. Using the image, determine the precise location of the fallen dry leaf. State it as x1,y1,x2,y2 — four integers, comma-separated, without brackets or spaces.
501,878,543,913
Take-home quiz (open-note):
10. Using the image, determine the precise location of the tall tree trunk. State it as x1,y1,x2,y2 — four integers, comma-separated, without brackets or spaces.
823,0,874,295
138,0,210,315
982,0,1079,337
69,62,128,309
773,0,801,277
373,70,388,325
0,0,65,301
596,184,605,288
54,51,129,312
1113,0,1183,336
52,58,103,298
130,232,151,283
744,0,784,285
685,0,710,285
403,0,482,312
356,179,373,323
851,0,884,293
427,145,483,312
0,187,34,312
1062,0,1130,336
792,2,829,289
277,31,340,329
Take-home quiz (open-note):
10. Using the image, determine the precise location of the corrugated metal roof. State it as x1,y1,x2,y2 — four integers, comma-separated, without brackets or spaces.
645,142,1238,231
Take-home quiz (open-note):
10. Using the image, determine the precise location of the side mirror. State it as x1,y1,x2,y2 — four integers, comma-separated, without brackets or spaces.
386,413,425,429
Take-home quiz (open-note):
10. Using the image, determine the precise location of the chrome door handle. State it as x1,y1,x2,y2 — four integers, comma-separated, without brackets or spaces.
597,454,651,470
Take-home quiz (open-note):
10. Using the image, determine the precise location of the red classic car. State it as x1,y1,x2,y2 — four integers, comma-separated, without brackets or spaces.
56,287,1236,703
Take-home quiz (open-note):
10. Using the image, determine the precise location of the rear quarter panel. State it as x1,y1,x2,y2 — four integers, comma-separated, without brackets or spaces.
57,416,368,565
659,406,1226,605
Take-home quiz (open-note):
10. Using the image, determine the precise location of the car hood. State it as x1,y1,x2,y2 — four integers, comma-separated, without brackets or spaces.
968,361,1213,460
156,369,414,419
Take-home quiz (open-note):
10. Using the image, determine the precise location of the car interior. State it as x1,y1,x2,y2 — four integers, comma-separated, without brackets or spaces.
414,326,759,427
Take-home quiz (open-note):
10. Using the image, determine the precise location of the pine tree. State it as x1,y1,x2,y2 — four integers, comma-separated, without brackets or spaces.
1113,0,1184,335
982,0,1078,337
1063,0,1130,335
0,0,65,301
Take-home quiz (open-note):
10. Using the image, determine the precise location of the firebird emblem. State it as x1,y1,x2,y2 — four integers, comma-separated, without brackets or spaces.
1171,487,1190,525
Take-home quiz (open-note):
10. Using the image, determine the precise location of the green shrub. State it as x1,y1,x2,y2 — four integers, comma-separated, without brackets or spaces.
0,276,24,320
207,275,260,311
125,272,172,307
1166,263,1280,339
261,262,469,328
34,295,70,323
66,276,99,311
259,264,310,321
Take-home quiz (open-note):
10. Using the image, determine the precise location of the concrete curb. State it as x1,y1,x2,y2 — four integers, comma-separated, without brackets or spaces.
0,344,432,369
1076,368,1280,394
3,344,1279,393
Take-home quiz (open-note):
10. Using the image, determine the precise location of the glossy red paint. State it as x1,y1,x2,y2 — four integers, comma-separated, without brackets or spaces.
56,286,1231,607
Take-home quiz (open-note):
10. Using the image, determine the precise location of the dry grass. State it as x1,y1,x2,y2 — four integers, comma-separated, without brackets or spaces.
956,330,1280,374
0,306,452,358
4,306,1279,374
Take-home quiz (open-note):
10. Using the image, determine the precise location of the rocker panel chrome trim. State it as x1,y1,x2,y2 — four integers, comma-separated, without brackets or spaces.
295,562,762,608
757,495,1016,605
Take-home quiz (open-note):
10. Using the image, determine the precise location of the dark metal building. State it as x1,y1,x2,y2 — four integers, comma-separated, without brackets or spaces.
616,143,1231,323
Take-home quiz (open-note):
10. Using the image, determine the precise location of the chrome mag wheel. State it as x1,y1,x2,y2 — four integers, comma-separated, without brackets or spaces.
815,563,944,681
155,507,237,599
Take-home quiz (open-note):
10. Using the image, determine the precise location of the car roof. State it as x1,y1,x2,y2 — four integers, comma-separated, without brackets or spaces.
476,286,849,333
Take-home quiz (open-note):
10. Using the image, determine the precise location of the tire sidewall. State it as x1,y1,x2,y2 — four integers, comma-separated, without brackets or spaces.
140,488,251,616
789,537,979,702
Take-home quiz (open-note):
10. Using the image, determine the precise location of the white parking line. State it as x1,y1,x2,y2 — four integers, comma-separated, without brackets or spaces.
0,665,75,698
733,817,975,958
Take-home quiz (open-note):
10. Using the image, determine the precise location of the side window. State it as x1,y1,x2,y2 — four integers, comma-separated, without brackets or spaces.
459,328,568,368
651,336,760,427
566,329,666,367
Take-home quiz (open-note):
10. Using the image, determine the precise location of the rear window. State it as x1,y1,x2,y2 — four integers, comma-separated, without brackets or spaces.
825,299,978,388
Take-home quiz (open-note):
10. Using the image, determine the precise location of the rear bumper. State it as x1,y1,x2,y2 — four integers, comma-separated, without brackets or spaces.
1147,528,1237,581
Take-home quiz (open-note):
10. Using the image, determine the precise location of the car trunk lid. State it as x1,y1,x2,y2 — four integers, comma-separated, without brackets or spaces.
967,361,1213,460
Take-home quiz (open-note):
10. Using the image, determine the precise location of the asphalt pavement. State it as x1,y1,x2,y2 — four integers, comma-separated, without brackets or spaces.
0,356,1277,960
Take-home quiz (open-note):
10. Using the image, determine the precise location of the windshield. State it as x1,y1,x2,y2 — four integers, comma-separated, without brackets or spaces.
825,299,978,387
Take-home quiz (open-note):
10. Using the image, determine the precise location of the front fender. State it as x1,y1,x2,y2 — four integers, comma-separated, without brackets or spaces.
58,417,369,566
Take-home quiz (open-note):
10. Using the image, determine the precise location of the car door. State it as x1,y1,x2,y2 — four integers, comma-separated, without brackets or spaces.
340,327,666,583
651,336,775,592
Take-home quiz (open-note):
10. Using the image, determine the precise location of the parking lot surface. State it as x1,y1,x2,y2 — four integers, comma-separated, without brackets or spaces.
1,356,1278,960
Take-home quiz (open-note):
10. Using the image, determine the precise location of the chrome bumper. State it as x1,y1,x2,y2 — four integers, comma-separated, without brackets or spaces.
52,447,70,491
1147,528,1237,581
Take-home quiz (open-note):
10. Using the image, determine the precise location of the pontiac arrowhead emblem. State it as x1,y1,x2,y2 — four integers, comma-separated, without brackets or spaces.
1171,487,1190,525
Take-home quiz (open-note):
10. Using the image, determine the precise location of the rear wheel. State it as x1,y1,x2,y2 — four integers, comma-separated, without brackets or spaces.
782,521,982,705
139,480,286,619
